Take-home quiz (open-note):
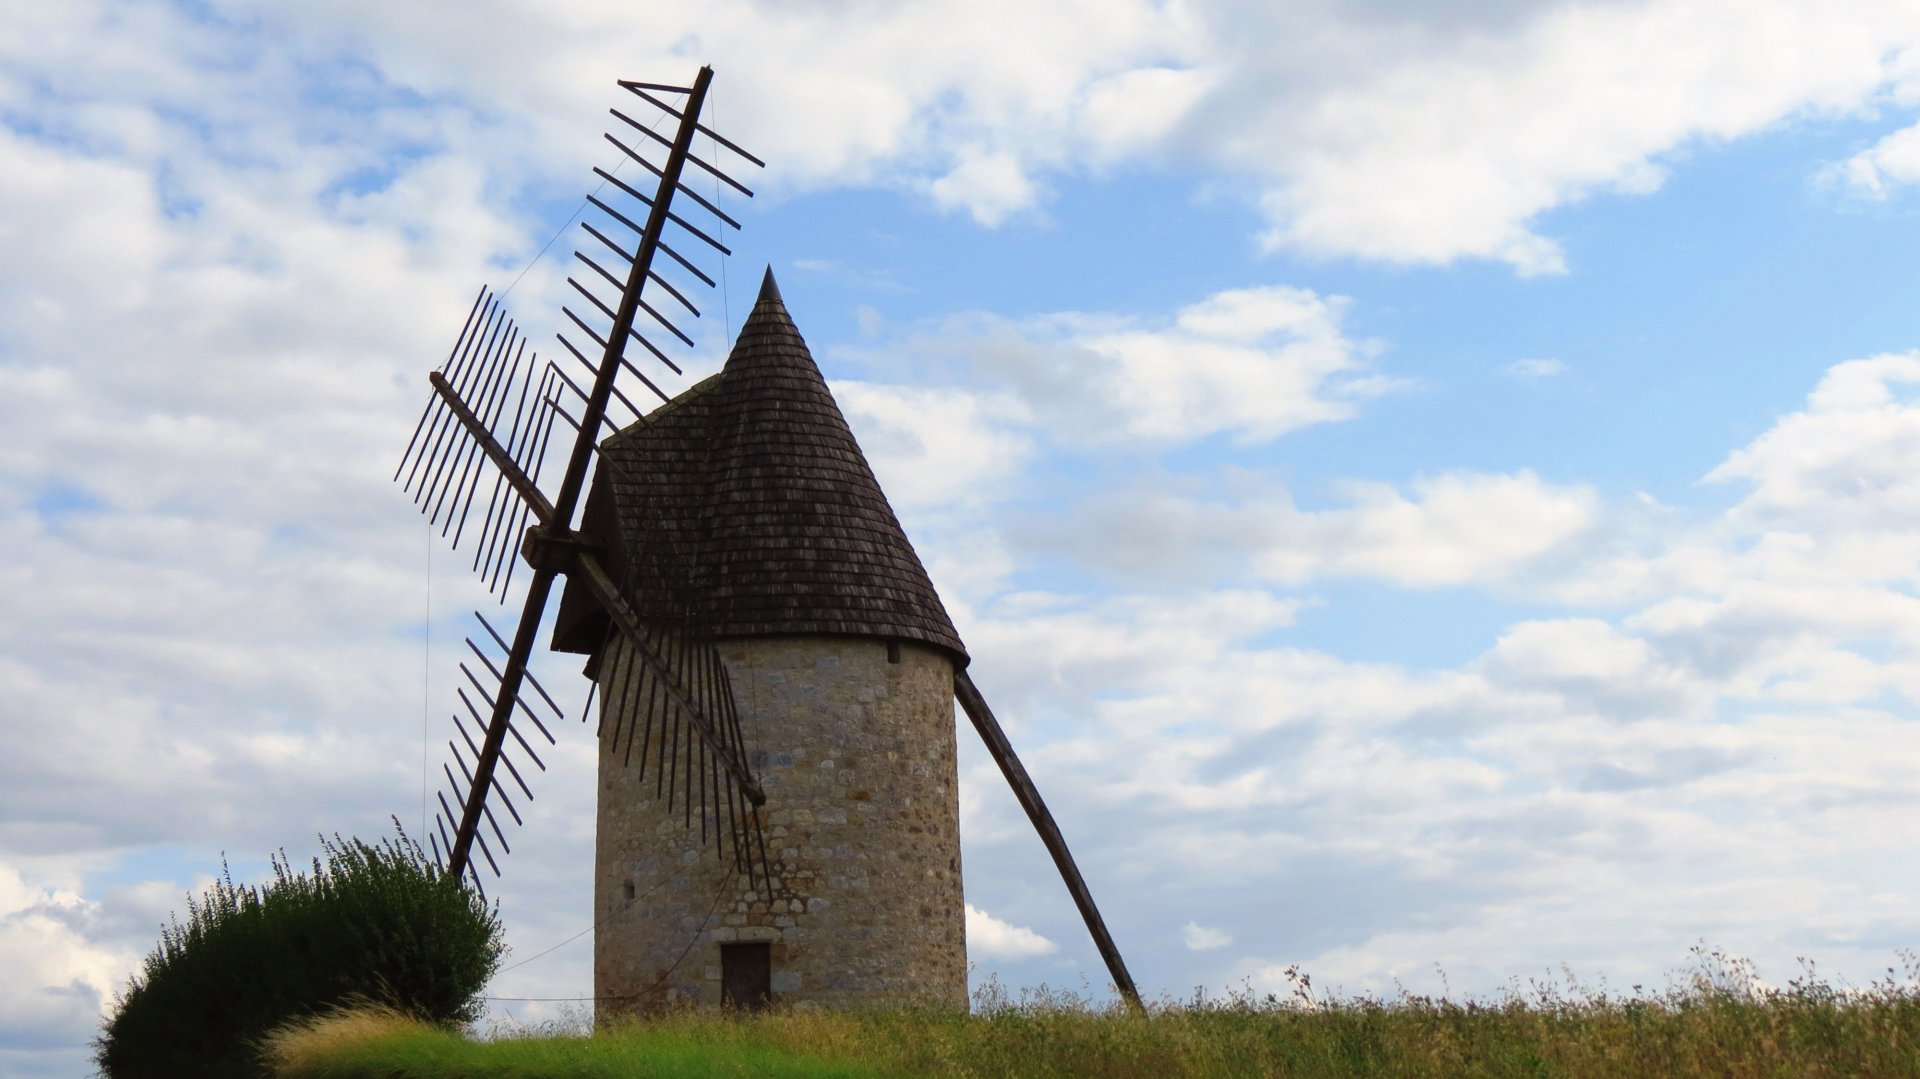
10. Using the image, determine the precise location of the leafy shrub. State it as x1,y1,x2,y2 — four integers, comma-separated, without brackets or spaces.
95,821,504,1079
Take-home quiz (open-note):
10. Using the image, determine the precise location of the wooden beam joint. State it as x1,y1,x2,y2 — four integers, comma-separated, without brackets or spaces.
519,526,603,575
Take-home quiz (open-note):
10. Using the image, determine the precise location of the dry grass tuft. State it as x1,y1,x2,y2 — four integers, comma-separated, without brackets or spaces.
256,1002,423,1077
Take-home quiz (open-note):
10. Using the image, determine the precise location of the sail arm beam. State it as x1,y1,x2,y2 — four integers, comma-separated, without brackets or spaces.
573,550,767,805
429,370,555,527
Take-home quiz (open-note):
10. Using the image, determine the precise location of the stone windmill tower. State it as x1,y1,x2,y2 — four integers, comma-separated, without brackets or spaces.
394,66,1138,1019
552,270,970,1012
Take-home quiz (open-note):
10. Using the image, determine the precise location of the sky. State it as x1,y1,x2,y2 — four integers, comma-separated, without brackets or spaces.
7,0,1920,1074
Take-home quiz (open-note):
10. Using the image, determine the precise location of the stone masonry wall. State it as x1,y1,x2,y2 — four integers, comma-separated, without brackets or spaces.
594,635,967,1018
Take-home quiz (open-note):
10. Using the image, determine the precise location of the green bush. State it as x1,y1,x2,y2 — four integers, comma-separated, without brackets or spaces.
96,821,505,1079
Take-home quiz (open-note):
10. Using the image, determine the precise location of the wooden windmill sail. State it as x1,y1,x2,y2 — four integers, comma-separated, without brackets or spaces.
394,66,1142,1009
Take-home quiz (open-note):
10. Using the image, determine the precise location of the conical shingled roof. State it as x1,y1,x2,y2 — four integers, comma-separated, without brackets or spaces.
551,269,967,664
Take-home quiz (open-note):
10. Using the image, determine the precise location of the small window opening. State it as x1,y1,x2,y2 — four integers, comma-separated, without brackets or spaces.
721,942,772,1010
886,640,902,664
623,879,635,901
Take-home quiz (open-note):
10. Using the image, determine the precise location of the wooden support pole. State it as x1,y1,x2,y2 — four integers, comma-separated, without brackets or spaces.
953,670,1144,1011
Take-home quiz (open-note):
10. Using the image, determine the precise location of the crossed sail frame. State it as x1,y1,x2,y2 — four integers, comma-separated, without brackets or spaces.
395,66,770,892
392,66,1145,1009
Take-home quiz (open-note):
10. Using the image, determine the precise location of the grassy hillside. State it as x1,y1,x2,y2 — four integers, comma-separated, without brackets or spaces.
265,954,1920,1079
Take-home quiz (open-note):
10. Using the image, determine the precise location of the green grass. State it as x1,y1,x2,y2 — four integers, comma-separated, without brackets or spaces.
266,949,1920,1079
261,1005,890,1078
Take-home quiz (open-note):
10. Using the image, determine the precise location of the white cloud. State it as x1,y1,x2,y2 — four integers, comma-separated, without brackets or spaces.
1023,470,1599,590
1538,351,1920,608
881,284,1389,450
1076,287,1383,442
956,588,1306,734
948,346,1920,1010
1221,1,1920,271
51,0,1909,275
207,0,1208,225
10,0,1906,300
1505,357,1567,379
0,11,626,1055
0,862,129,1057
1076,66,1217,162
1707,352,1920,532
1474,618,1710,723
1182,921,1232,951
1295,472,1599,587
1827,120,1920,198
927,147,1045,227
967,903,1060,958
832,382,1034,508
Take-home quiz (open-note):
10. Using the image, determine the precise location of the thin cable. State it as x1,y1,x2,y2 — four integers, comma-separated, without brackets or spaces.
422,522,431,843
484,871,731,1005
493,855,697,976
712,88,733,351
630,880,731,998
498,181,608,300
498,101,674,299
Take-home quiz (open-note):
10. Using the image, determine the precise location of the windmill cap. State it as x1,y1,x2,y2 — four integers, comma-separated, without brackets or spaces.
551,275,968,665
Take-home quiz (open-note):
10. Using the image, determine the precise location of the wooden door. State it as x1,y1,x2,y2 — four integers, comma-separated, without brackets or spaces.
720,942,771,1010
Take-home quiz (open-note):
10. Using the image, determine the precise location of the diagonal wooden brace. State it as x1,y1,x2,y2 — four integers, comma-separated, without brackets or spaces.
955,670,1144,1011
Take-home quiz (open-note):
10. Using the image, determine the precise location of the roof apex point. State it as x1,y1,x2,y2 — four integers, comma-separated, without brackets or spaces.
757,265,782,305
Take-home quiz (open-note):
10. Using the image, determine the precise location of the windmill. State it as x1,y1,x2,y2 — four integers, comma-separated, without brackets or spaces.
395,66,1142,1013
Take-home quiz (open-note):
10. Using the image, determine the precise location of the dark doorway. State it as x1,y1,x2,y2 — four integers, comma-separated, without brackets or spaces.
720,942,771,1010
